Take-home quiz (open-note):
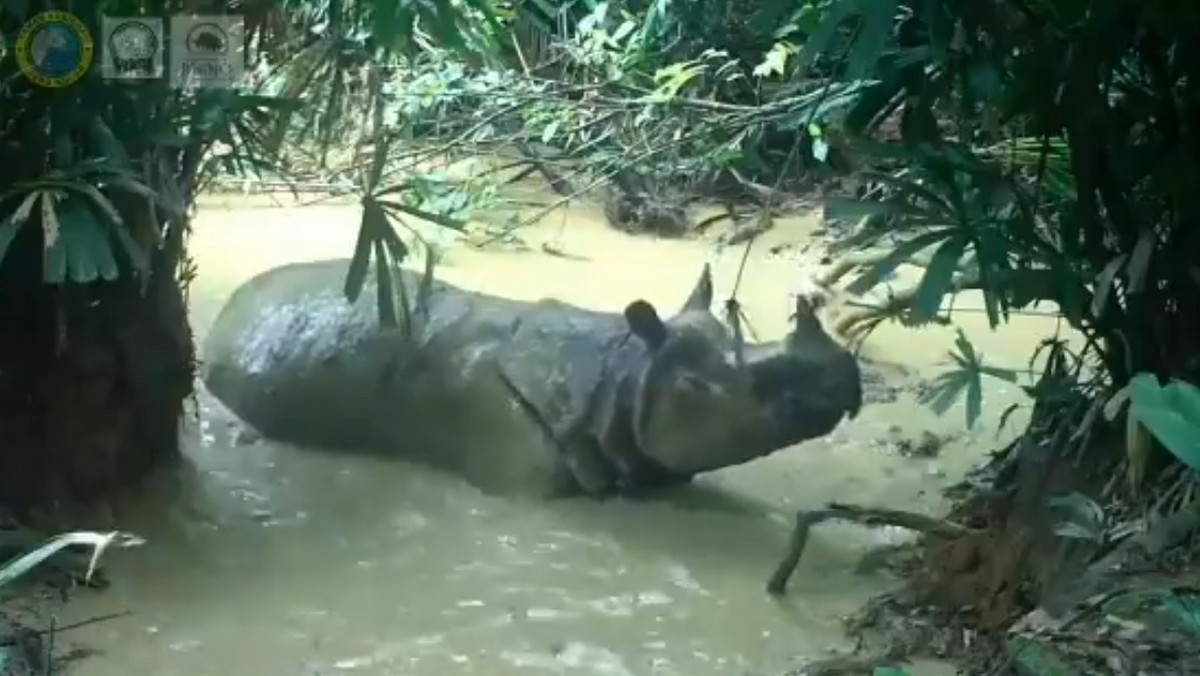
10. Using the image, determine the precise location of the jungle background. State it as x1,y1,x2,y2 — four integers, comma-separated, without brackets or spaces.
2,0,1200,674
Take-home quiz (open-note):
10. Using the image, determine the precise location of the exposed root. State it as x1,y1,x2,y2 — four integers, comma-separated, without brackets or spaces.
790,650,906,676
845,590,1002,669
1035,496,1200,616
767,502,979,596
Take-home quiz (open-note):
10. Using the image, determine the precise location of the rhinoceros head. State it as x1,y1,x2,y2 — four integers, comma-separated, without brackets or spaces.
621,265,862,478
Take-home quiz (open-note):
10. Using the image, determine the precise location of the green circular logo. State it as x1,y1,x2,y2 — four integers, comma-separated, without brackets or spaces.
16,11,94,88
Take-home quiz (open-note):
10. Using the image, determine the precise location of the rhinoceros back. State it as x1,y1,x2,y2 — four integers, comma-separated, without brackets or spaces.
202,260,588,496
203,260,404,450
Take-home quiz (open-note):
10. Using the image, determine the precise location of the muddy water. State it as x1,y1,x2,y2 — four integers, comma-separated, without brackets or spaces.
55,190,1064,676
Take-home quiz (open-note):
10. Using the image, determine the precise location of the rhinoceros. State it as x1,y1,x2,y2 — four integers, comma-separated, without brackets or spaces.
202,260,863,497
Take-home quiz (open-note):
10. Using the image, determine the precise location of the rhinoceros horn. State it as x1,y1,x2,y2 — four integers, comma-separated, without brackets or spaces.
678,264,714,312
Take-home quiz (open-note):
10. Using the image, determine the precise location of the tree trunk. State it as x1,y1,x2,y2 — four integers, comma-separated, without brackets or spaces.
0,224,194,515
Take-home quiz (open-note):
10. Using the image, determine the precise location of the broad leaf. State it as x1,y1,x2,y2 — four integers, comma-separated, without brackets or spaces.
1126,373,1200,473
909,234,969,322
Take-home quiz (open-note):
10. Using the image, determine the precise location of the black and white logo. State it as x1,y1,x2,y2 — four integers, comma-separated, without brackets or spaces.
170,15,244,89
101,16,163,80
185,23,227,54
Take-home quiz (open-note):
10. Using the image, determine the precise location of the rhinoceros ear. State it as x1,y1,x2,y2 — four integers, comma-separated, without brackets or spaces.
680,264,714,312
624,300,668,350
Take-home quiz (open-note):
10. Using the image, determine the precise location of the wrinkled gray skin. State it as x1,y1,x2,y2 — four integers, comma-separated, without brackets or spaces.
203,260,863,498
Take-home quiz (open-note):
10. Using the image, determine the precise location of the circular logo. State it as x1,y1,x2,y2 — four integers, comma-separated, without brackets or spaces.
186,23,228,53
108,20,159,77
15,11,94,88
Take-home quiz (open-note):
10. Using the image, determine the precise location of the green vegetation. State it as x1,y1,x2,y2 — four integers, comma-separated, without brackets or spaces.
2,0,1199,673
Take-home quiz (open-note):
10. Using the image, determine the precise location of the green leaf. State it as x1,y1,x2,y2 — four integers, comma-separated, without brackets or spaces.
998,402,1023,435
856,170,957,218
1125,227,1156,295
376,199,468,231
846,0,897,80
872,666,910,676
1047,492,1105,529
1090,254,1126,318
106,213,150,280
1159,591,1200,635
6,190,42,228
366,133,391,193
109,174,179,218
0,223,21,268
89,116,131,168
909,234,968,322
43,199,120,284
979,364,1019,383
749,2,799,37
70,203,120,282
43,199,68,285
922,0,953,60
376,219,412,331
346,197,384,303
378,222,410,266
1167,378,1200,425
1127,373,1200,472
373,238,399,328
792,0,854,76
1053,521,1103,542
416,245,437,319
845,228,956,295
71,183,124,231
754,42,794,78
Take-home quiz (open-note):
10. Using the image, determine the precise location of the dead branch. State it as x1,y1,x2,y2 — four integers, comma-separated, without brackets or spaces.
767,502,978,596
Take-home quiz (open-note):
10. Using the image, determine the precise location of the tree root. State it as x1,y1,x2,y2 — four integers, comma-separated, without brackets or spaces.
767,502,979,596
1036,496,1200,616
796,650,907,676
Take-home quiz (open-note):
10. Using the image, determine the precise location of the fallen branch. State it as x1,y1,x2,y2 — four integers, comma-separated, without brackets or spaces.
767,502,978,596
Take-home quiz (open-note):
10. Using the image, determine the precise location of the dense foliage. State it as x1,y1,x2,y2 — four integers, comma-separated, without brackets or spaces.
798,0,1200,482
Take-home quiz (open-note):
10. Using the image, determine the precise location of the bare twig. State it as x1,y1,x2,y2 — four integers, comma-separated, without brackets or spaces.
35,611,132,637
